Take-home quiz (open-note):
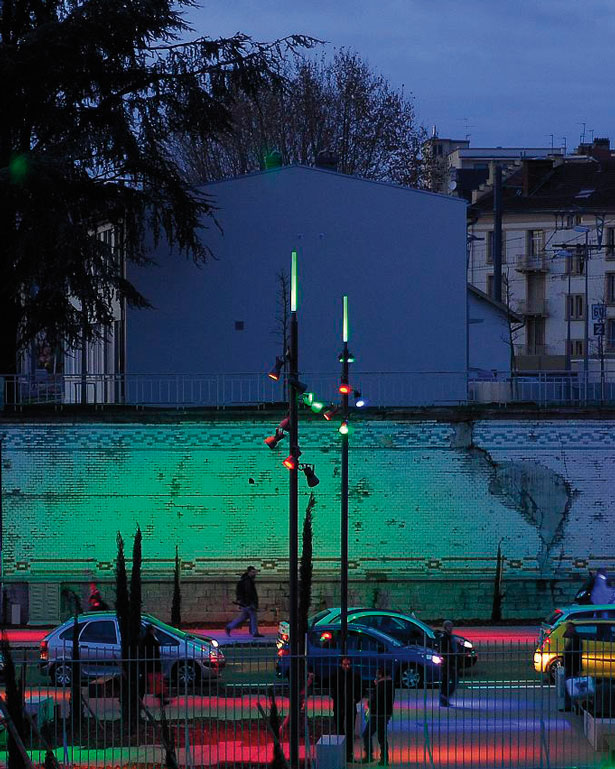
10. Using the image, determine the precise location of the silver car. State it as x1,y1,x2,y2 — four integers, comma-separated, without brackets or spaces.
40,611,224,687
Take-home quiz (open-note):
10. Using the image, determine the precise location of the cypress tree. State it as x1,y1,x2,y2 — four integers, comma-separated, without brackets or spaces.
171,546,182,628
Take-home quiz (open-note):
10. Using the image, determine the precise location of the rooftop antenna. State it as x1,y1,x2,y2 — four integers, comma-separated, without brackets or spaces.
431,124,437,138
547,133,554,151
589,128,595,142
460,117,474,142
579,122,586,145
561,137,567,155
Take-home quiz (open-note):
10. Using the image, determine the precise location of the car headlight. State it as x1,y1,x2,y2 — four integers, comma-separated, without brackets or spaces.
463,640,473,649
429,654,443,665
211,639,219,648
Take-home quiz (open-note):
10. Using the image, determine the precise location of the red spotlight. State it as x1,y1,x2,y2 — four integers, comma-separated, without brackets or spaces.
264,429,285,450
267,356,285,381
338,383,352,395
323,406,338,421
283,454,299,470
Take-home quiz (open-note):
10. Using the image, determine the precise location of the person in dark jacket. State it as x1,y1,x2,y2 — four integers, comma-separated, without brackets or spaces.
363,667,395,765
225,566,263,637
439,619,459,707
330,656,363,761
563,622,583,712
88,582,109,611
141,624,169,705
590,568,614,614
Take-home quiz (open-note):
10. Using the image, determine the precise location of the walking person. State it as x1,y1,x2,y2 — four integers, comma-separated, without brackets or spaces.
590,568,614,615
563,622,583,712
88,581,109,611
439,619,459,707
362,667,395,765
225,565,263,637
330,656,363,762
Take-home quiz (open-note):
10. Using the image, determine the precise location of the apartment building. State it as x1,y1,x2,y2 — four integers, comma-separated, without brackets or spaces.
467,139,615,373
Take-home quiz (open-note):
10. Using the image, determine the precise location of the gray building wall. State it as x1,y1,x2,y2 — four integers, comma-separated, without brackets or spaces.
127,165,468,406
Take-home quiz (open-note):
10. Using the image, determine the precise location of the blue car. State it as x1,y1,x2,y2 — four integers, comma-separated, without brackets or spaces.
276,623,443,689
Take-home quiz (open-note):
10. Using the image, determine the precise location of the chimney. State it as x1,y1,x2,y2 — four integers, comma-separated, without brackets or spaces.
315,150,339,172
522,158,554,196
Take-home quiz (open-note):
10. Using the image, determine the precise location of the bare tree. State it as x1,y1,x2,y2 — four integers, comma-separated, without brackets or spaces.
175,50,427,187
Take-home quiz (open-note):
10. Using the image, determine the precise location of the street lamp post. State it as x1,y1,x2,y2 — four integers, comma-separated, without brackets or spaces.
340,296,349,653
288,250,300,769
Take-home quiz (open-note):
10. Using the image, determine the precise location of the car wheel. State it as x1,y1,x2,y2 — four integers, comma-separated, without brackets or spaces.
174,660,201,689
547,657,563,684
52,662,73,687
399,664,423,689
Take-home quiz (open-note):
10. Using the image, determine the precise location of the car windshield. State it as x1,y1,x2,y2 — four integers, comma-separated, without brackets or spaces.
308,610,331,627
544,609,563,626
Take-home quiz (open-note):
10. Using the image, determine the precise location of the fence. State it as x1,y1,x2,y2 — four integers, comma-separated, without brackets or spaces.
2,637,615,768
4,370,615,410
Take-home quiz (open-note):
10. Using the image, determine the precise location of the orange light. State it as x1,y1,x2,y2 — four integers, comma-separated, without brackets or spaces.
320,631,333,642
283,455,298,470
40,640,49,661
338,383,352,395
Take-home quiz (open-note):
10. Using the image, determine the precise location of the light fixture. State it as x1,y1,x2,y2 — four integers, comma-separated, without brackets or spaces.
338,350,355,364
338,420,349,435
302,392,314,406
323,406,338,421
301,464,320,488
338,382,352,395
310,399,325,414
283,450,301,471
289,378,308,395
354,390,367,408
268,356,285,381
264,429,285,450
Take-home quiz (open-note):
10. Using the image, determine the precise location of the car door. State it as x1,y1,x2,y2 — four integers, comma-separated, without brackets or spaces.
575,623,599,676
347,629,388,683
79,619,120,677
588,623,615,678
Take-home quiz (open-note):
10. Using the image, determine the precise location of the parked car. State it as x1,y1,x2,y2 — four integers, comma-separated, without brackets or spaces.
278,608,477,667
39,612,224,687
276,623,443,689
539,604,615,644
534,618,615,681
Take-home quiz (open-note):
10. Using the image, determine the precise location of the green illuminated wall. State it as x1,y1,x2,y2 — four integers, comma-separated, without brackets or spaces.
2,419,613,588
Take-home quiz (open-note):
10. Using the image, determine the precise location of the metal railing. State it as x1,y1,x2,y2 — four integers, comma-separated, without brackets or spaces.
1,640,612,768
4,370,615,410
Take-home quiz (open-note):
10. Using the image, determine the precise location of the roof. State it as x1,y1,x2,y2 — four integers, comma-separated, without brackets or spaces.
471,158,615,214
468,284,523,323
198,163,467,205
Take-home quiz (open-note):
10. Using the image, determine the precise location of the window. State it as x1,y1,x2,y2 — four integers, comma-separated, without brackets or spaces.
528,230,544,257
566,294,585,320
154,629,179,647
606,228,615,259
526,318,545,354
59,622,86,641
486,274,508,299
566,246,586,275
486,231,506,265
568,340,585,358
234,321,244,331
348,631,385,653
607,319,615,351
606,273,615,304
80,621,117,644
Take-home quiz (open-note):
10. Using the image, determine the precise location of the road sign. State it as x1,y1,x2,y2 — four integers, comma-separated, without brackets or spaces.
594,322,605,336
592,303,606,320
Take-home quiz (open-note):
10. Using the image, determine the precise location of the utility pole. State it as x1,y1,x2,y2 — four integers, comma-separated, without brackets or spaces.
287,250,300,769
493,164,503,303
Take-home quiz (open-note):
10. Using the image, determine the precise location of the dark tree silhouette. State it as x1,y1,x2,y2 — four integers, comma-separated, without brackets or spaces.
0,0,314,374
171,546,182,627
298,493,315,652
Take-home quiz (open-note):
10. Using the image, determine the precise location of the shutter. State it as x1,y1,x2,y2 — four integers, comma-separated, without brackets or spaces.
29,584,61,625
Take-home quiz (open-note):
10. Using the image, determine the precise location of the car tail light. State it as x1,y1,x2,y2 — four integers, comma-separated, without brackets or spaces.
40,640,49,661
540,636,551,651
281,633,289,642
278,648,289,657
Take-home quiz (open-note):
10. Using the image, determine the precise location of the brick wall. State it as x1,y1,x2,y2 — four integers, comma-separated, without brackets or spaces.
1,417,613,622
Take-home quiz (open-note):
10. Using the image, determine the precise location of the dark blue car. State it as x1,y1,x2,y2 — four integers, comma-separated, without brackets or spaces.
276,623,443,689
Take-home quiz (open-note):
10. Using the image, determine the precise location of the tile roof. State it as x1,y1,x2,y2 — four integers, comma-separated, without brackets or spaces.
471,158,615,215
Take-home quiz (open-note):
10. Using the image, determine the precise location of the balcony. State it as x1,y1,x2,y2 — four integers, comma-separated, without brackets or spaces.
515,253,549,272
516,298,548,317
